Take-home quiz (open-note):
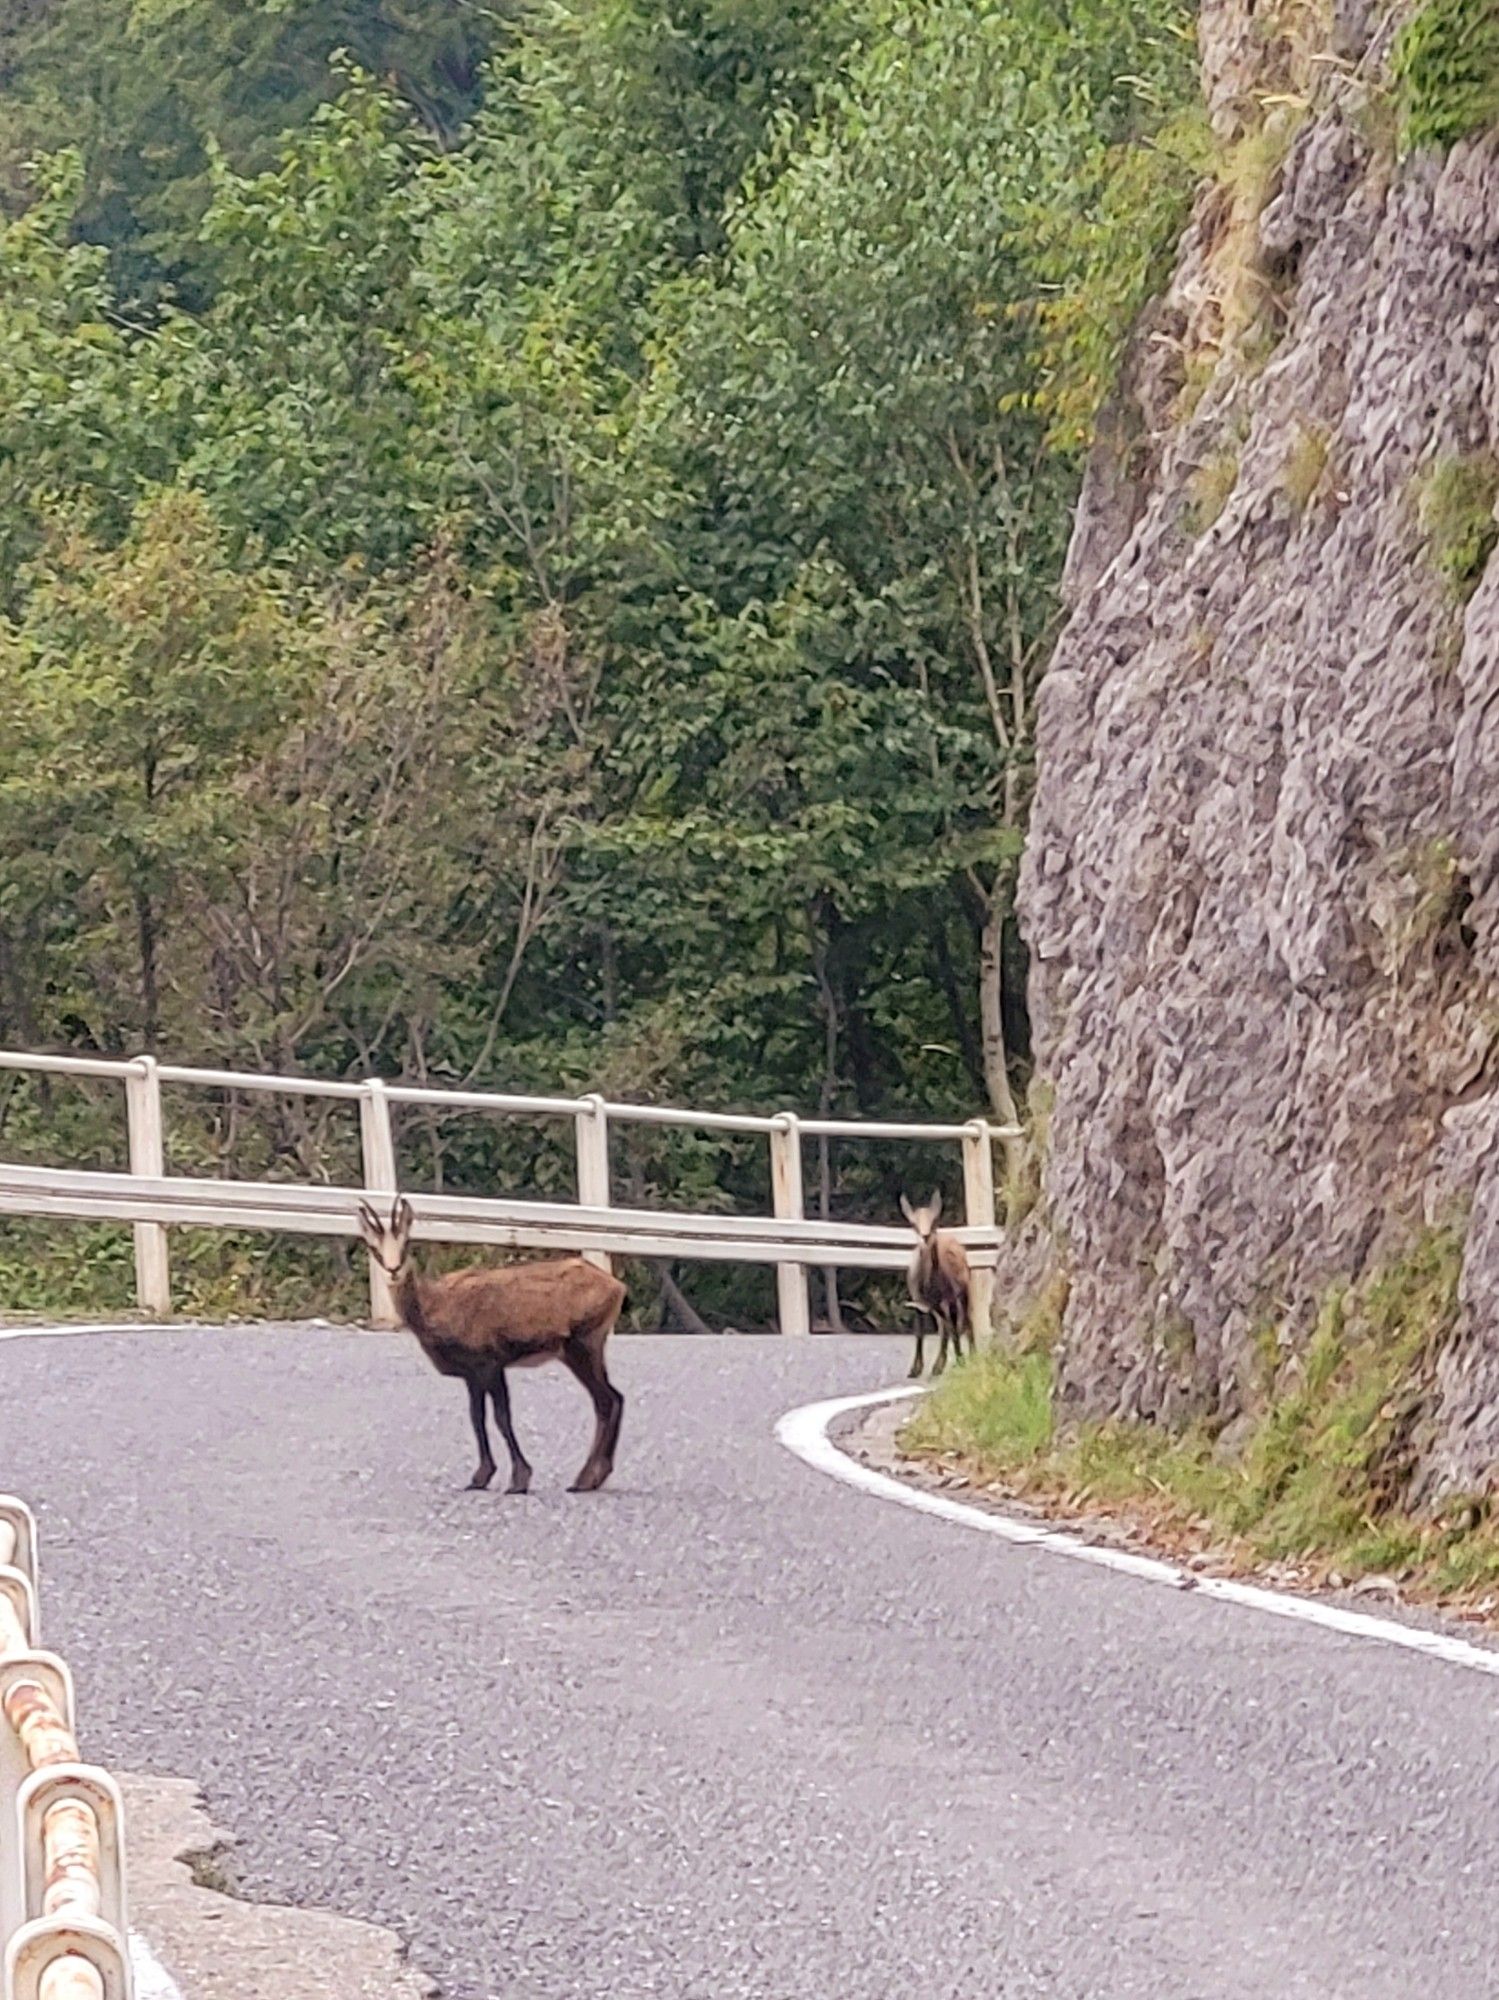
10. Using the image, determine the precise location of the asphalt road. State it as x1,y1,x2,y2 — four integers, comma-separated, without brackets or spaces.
3,1325,1498,2000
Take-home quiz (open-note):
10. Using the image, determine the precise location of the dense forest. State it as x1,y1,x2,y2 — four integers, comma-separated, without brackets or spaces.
0,0,1201,1321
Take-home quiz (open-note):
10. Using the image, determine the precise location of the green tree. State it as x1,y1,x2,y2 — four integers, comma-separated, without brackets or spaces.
0,0,1202,1322
0,488,301,1048
0,0,508,304
645,0,1196,1124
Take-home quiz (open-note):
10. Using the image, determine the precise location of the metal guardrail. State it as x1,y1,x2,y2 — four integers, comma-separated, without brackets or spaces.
0,1050,1018,1337
0,1497,131,2000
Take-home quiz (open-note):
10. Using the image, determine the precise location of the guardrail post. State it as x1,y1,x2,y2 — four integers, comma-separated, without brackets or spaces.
358,1080,400,1329
0,1505,34,1594
123,1059,170,1318
574,1095,613,1274
962,1120,997,1347
769,1114,810,1337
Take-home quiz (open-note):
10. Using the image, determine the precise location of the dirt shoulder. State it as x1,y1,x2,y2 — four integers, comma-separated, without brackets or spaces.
832,1393,1499,1659
124,1774,435,2000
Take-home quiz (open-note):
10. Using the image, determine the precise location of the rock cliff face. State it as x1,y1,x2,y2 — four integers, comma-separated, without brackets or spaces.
1017,0,1499,1494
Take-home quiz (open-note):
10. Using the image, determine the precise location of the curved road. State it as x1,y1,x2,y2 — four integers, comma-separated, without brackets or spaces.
3,1325,1498,1999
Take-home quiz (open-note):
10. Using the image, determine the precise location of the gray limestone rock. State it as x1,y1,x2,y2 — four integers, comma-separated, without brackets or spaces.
1018,37,1499,1498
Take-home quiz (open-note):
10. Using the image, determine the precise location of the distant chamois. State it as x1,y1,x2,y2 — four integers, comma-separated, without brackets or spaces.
357,1196,626,1493
901,1189,972,1379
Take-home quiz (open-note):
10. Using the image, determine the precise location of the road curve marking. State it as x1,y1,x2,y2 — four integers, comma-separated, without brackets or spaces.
8,1327,1499,1682
775,1384,1499,1681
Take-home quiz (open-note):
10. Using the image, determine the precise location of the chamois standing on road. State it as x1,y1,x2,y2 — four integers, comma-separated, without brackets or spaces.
357,1196,626,1494
902,1190,972,1380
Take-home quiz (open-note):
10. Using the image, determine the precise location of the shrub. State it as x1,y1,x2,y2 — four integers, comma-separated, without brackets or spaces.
1393,0,1499,151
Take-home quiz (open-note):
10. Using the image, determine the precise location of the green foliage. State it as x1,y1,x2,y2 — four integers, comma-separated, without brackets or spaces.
1393,0,1499,152
1236,1230,1462,1559
0,152,178,595
0,1218,366,1322
0,0,507,303
488,0,870,269
1418,451,1499,598
1035,95,1210,446
907,1347,1055,1462
904,1229,1498,1600
0,1221,137,1318
0,1,1199,1321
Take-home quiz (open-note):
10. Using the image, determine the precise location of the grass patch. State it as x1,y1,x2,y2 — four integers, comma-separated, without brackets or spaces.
1189,447,1241,535
903,1227,1499,1607
1172,348,1220,425
1237,318,1282,378
1418,453,1499,599
1003,1078,1054,1228
1018,1266,1071,1350
1393,0,1499,151
1282,421,1330,510
1368,835,1473,971
182,1842,243,1899
1169,100,1306,422
911,1347,1056,1462
1219,109,1304,215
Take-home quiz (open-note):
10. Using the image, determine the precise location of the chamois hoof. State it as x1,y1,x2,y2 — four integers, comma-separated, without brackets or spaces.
467,1466,496,1491
907,1357,925,1380
568,1465,611,1493
506,1470,533,1495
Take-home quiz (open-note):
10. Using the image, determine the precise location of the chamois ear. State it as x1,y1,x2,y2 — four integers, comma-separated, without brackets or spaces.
928,1189,943,1225
391,1195,415,1241
900,1193,916,1227
356,1200,382,1247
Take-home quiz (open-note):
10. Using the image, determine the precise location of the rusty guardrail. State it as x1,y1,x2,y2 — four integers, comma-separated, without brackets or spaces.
0,1498,131,2000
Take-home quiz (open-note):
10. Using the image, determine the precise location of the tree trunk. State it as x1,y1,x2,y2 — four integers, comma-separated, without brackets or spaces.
978,882,1023,1182
819,1130,850,1338
136,750,161,1051
810,907,851,1337
932,918,986,1099
599,923,619,1023
623,1122,716,1338
0,921,50,1108
135,884,160,1051
653,1261,715,1337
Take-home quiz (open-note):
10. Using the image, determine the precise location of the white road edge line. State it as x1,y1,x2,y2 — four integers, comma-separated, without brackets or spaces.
131,1932,187,2000
0,1320,355,1342
10,1325,1499,1684
0,1321,179,1341
775,1383,1499,1681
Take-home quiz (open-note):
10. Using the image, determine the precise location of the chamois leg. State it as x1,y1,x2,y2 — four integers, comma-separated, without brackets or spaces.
932,1317,954,1378
465,1375,497,1491
560,1340,624,1492
489,1370,532,1495
908,1318,927,1379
